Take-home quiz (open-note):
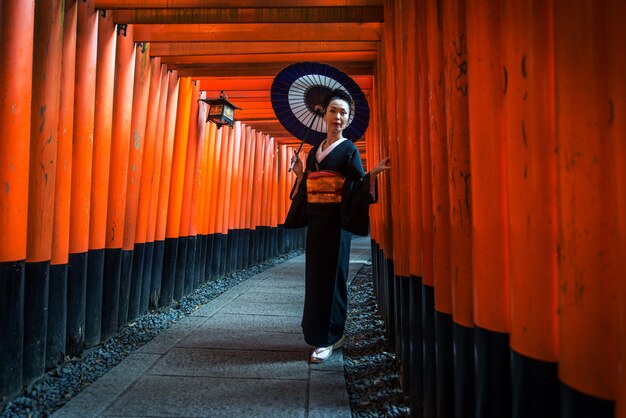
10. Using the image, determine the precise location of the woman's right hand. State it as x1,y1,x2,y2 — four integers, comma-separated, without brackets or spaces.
292,151,304,179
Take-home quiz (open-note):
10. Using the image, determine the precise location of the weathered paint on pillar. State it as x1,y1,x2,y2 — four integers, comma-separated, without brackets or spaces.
135,58,163,249
23,0,64,384
609,2,626,415
466,0,509,334
503,0,558,363
0,0,35,396
442,0,472,328
90,12,116,254
106,24,136,250
123,42,152,252
555,0,618,402
67,0,97,356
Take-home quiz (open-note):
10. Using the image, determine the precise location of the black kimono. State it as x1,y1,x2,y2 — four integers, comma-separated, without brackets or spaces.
293,139,375,348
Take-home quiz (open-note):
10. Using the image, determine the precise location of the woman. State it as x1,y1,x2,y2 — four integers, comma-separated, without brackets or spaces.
290,89,390,363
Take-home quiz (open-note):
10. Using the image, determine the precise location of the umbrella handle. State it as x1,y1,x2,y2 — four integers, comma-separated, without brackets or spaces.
289,110,319,172
288,140,305,172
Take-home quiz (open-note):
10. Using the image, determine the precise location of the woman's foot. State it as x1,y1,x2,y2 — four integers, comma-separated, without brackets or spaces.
310,335,345,363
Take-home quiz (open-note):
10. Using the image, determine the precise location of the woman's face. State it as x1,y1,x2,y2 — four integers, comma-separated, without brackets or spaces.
324,98,350,136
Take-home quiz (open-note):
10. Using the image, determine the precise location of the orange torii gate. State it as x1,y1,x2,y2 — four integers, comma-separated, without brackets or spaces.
1,1,626,417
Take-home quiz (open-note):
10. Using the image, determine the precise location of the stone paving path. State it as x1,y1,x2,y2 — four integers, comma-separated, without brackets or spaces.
53,236,372,418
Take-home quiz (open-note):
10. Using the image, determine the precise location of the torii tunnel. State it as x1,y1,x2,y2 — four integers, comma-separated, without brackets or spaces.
1,0,625,417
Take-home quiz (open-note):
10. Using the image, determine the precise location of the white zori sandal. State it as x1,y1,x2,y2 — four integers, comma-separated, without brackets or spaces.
310,335,345,364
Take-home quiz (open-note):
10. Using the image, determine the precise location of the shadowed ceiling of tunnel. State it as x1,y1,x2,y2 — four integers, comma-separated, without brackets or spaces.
96,0,381,157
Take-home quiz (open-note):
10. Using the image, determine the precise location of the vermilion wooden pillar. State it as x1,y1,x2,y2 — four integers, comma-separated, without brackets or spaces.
466,0,511,416
164,76,192,303
153,71,181,306
268,138,277,253
207,124,223,278
441,0,473,415
244,129,258,262
256,132,268,263
381,0,399,356
213,126,229,275
259,134,271,262
425,0,449,416
25,0,63,385
242,126,254,265
390,0,412,398
249,130,263,263
173,78,195,299
188,87,207,287
238,123,250,267
123,42,151,323
102,23,136,336
416,0,433,284
90,10,116,342
67,0,97,357
135,58,164,315
502,2,559,417
608,3,626,417
240,127,255,264
226,122,242,272
220,126,235,272
555,1,617,416
0,0,34,396
146,66,171,308
194,92,210,282
276,144,287,254
204,123,219,280
48,0,77,370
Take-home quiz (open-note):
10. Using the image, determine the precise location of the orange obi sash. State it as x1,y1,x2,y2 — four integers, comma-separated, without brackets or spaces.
307,171,344,204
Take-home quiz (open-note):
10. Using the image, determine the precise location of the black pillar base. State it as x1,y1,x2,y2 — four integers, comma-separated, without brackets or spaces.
101,248,121,341
453,322,475,418
475,326,511,418
173,236,187,301
159,237,178,307
422,282,436,418
118,249,133,327
435,311,454,418
511,349,559,418
128,243,145,321
149,240,165,309
0,260,25,397
67,252,87,357
139,241,154,315
46,263,67,370
23,260,50,385
85,248,104,347
560,382,614,418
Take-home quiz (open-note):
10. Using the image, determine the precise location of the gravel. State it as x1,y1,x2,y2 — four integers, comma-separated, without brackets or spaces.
344,261,411,417
1,250,409,418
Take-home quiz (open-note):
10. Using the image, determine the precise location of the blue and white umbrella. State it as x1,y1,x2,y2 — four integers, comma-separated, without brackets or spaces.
270,62,370,147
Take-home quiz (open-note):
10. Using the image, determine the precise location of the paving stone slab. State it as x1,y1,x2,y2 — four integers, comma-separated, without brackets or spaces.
101,375,307,418
52,354,161,418
218,300,304,317
149,347,309,380
308,370,351,418
252,278,306,289
247,285,305,295
177,327,309,352
234,289,303,305
135,328,196,355
200,312,302,333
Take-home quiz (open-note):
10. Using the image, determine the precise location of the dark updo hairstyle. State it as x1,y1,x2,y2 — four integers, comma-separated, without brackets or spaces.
321,89,353,114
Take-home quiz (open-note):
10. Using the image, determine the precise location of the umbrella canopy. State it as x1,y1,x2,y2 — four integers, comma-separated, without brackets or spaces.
270,62,370,146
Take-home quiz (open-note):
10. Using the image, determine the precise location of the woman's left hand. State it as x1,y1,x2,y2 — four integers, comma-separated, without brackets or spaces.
371,156,391,178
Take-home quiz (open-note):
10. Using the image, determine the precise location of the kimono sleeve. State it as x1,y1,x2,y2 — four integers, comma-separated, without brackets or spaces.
284,174,307,229
340,173,376,236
